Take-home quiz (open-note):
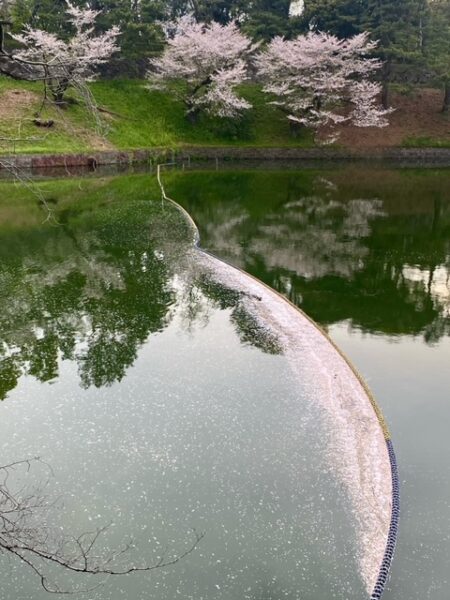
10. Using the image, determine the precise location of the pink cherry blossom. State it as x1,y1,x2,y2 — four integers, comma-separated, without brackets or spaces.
148,17,257,119
12,1,120,101
255,31,392,135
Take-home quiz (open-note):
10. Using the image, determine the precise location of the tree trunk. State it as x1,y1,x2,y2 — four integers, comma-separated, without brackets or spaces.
381,61,391,109
186,108,200,124
50,78,69,107
289,120,302,138
432,197,441,234
442,81,450,114
0,54,42,81
185,96,201,124
381,83,390,110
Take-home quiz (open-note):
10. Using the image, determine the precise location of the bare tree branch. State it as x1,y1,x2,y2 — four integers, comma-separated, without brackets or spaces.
0,458,205,594
0,157,58,224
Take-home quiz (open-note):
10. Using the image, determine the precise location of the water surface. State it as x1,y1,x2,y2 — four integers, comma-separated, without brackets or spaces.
0,174,390,599
167,165,450,600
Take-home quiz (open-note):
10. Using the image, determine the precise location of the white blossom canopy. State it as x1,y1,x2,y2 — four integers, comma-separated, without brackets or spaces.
255,31,392,135
148,17,258,119
12,1,120,85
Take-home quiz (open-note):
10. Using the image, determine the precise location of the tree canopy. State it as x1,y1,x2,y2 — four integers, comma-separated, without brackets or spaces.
2,0,450,110
301,0,432,105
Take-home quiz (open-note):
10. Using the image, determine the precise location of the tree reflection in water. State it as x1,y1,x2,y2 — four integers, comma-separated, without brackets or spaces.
0,170,410,597
0,200,175,400
0,177,285,592
0,184,282,402
166,167,450,344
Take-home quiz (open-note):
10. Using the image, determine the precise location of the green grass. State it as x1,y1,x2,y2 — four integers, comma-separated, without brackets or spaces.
0,173,166,231
92,80,314,148
0,77,313,155
0,77,96,154
402,135,450,148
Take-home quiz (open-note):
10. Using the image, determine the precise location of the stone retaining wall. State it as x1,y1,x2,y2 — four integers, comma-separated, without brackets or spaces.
0,149,167,170
1,146,450,171
176,146,450,164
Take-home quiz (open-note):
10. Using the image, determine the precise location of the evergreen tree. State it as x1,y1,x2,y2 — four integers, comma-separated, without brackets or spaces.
0,0,12,19
301,0,365,38
425,0,450,111
302,0,429,107
362,0,429,107
11,0,68,35
164,1,300,39
243,0,294,40
89,0,166,69
168,0,246,24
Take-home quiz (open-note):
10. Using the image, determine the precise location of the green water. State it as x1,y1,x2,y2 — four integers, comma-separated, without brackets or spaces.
1,165,448,600
166,165,450,600
0,174,382,599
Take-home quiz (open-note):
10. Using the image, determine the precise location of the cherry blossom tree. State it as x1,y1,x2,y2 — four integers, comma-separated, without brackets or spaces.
11,1,120,106
255,31,392,138
148,17,258,120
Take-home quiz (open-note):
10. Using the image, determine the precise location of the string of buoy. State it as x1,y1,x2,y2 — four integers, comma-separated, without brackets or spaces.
156,162,400,600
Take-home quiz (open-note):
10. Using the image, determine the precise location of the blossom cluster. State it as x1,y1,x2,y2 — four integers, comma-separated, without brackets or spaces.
255,32,392,131
12,1,120,85
148,17,258,118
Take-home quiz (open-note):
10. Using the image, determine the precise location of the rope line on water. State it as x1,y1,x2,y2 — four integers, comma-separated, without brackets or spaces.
156,163,400,600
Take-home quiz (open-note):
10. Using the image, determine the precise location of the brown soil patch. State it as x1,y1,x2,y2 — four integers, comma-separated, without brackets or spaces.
83,133,115,151
54,115,115,151
325,88,450,148
0,89,40,120
0,87,114,150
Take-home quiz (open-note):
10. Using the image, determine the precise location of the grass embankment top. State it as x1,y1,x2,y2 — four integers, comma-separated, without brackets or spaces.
0,78,314,154
1,77,450,154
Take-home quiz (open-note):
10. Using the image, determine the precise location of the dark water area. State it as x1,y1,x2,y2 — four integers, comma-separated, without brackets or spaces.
167,166,450,600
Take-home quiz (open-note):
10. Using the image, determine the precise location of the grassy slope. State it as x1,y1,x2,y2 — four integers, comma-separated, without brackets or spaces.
0,78,93,154
0,77,313,154
2,77,450,154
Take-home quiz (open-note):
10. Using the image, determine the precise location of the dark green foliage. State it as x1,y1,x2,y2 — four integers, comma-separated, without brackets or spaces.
167,0,247,23
88,0,166,61
362,0,428,62
0,356,21,402
301,0,365,38
302,0,431,105
165,0,296,39
242,0,295,40
424,0,450,110
10,0,77,37
363,0,429,104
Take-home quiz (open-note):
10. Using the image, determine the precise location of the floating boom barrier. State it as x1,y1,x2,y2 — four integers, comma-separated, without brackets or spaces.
156,163,399,600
